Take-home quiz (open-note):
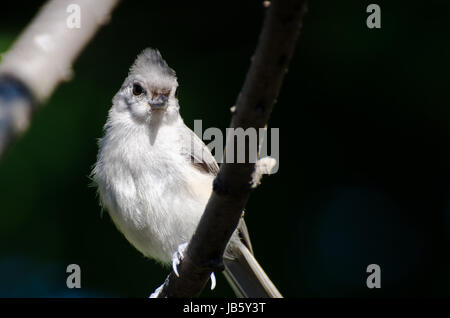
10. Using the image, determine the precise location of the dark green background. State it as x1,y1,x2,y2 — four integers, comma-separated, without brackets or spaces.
1,0,450,297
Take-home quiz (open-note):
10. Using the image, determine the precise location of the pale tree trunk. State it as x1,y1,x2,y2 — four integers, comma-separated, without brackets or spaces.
0,0,120,158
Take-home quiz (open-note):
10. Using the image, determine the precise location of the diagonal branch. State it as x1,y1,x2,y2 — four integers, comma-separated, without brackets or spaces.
0,0,119,159
156,0,308,298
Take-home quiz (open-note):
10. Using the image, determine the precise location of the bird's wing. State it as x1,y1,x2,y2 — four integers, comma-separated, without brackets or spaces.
180,124,219,176
179,124,253,252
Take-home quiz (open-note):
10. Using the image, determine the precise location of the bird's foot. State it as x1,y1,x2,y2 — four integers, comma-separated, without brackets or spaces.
172,242,216,290
149,283,165,298
172,242,188,277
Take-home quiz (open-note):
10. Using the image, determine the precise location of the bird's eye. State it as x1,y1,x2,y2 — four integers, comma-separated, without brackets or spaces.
132,83,144,96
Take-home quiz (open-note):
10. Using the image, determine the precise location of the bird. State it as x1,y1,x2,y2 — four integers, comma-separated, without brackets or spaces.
91,48,282,298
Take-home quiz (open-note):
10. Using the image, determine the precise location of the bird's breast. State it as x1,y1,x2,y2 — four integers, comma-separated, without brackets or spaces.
95,125,212,262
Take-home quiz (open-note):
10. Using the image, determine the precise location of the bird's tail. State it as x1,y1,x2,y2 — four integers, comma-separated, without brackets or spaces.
223,241,283,298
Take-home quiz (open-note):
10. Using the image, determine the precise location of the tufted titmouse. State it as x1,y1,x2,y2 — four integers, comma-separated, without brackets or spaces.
92,48,281,297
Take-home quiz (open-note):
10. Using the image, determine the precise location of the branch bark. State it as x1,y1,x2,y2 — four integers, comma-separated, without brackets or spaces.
156,0,308,297
0,0,119,159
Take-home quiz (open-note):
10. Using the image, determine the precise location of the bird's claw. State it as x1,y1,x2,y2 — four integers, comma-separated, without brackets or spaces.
149,283,165,298
171,242,217,290
210,272,216,290
172,242,188,277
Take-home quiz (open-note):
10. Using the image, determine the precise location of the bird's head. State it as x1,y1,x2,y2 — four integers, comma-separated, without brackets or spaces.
113,48,179,124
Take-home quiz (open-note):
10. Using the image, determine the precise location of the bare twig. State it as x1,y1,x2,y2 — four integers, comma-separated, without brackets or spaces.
0,0,119,159
156,0,308,297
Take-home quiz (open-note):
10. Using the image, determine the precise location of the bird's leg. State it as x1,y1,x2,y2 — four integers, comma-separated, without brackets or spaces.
172,242,216,290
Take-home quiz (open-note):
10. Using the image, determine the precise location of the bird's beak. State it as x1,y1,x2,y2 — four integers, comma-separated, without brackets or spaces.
148,94,168,110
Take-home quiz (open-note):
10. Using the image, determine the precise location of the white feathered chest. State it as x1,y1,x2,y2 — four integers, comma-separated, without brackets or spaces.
93,109,213,263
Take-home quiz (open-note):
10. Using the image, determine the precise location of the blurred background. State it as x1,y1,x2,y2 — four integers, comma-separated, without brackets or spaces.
1,0,450,297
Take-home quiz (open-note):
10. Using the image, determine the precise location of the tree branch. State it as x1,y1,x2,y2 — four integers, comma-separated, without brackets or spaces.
0,0,119,159
156,0,308,298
